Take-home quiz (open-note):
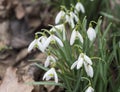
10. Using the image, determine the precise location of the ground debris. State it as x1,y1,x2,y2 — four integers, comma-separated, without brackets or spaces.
0,67,34,92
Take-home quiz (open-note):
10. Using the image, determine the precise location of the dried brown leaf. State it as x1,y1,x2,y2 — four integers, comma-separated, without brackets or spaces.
15,4,25,19
0,67,34,92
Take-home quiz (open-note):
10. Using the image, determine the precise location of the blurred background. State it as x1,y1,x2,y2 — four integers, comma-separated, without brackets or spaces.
0,0,119,92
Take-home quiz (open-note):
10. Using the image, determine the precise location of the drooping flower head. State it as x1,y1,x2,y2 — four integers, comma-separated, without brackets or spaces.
38,35,47,46
43,68,58,83
44,34,64,50
28,35,45,52
70,29,83,45
71,53,93,78
75,2,85,13
50,24,66,40
65,11,79,28
55,10,65,24
85,86,94,92
44,55,56,67
87,27,96,41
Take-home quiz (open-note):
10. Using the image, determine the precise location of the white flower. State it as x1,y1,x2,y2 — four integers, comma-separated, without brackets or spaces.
44,55,56,67
28,39,44,52
65,12,78,28
43,68,58,83
87,27,96,41
84,63,94,78
70,29,83,45
50,24,65,32
85,86,94,92
55,10,65,24
44,35,64,50
65,14,75,28
71,53,93,78
71,56,84,70
38,36,47,45
50,24,66,40
75,2,85,13
70,11,79,22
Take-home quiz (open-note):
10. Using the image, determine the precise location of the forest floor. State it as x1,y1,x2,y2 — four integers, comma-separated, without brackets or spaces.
0,0,63,92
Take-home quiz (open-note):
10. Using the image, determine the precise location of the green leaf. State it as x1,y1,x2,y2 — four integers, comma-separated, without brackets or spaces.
26,81,65,87
35,63,49,71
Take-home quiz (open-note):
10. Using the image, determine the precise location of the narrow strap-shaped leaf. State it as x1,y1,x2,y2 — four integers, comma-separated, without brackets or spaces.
35,63,49,71
26,81,65,87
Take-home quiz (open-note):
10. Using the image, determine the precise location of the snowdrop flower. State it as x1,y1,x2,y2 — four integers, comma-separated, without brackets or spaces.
84,63,94,78
65,14,75,28
55,10,65,24
70,29,83,45
38,35,47,45
87,27,96,41
50,24,66,40
70,11,79,22
50,24,66,41
71,53,93,78
75,2,85,13
65,12,78,28
43,68,58,83
50,24,65,32
44,55,56,67
85,86,94,92
28,38,44,52
44,34,64,50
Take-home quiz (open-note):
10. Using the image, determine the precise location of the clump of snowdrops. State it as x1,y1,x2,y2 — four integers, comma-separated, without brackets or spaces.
28,1,110,92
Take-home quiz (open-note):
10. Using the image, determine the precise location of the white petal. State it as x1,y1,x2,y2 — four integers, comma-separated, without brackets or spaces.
43,71,49,80
44,56,50,67
74,14,79,22
43,68,54,80
53,35,64,47
55,11,62,24
70,18,75,28
40,36,47,45
50,24,66,40
50,56,56,62
51,68,58,83
66,14,75,28
77,31,84,43
46,76,52,81
70,29,76,45
70,12,79,22
44,36,51,50
87,27,96,41
75,2,85,13
37,41,45,52
71,60,78,69
51,24,65,32
53,70,58,83
55,11,65,24
65,15,70,23
56,24,65,31
84,63,94,78
84,54,92,65
28,39,37,52
77,58,84,69
85,86,94,92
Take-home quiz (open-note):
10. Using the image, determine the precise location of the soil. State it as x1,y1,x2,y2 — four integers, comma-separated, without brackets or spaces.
0,0,63,92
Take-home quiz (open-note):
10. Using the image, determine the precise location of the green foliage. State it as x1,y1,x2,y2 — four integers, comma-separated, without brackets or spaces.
28,0,120,92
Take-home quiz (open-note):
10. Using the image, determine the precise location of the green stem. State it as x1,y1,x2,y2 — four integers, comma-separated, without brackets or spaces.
73,71,81,92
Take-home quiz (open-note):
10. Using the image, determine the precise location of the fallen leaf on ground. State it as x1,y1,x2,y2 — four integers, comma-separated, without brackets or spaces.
0,67,34,92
